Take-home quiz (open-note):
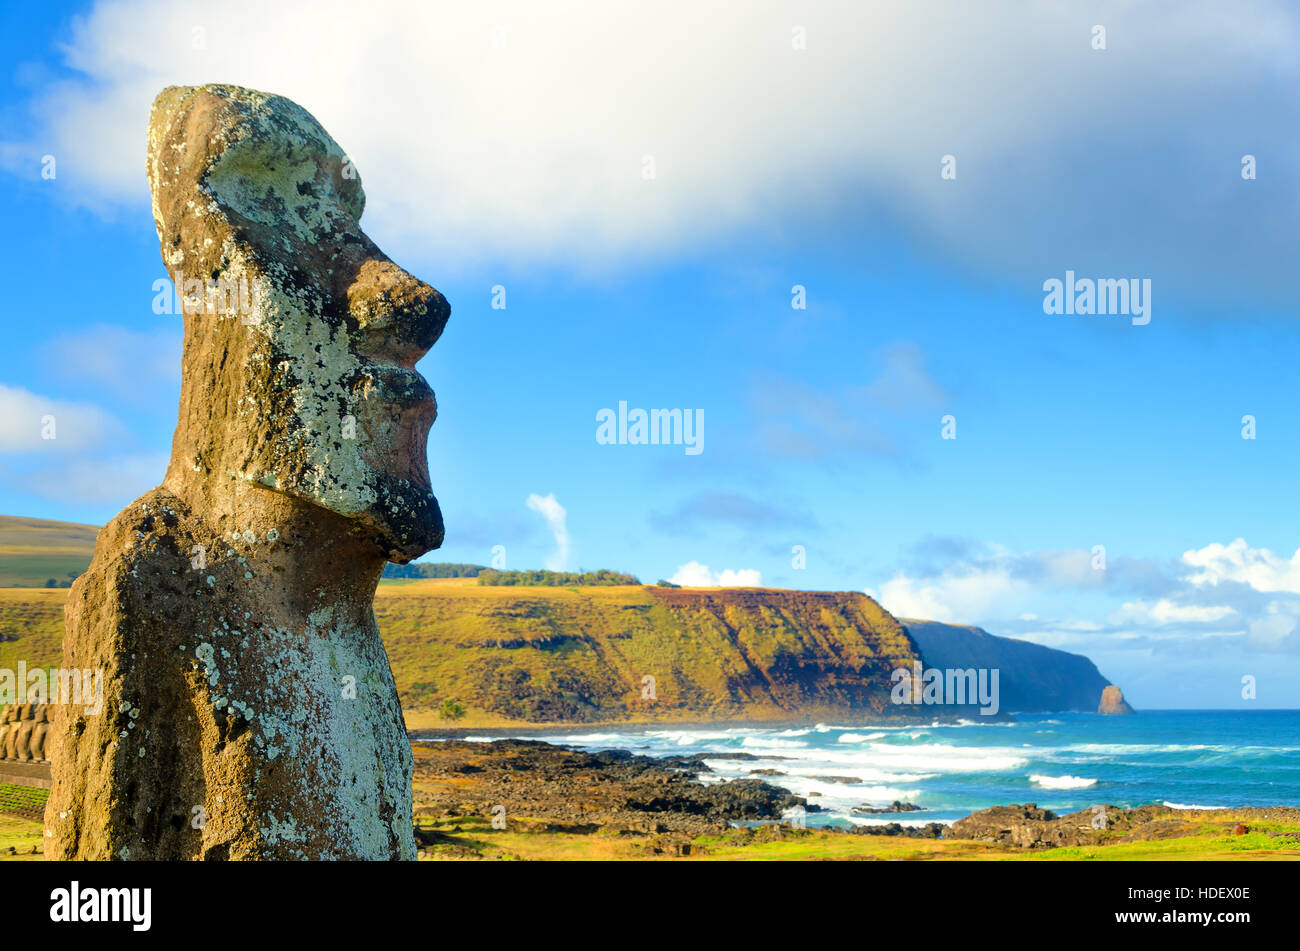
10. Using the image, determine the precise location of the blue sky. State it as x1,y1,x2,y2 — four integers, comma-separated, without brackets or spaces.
3,1,1300,707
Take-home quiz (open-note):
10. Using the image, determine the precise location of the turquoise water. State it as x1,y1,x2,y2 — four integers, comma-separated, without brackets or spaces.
471,710,1300,827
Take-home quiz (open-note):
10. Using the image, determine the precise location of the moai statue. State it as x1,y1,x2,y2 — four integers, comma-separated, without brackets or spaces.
31,705,50,763
45,85,449,860
14,704,35,762
0,706,11,760
5,704,21,759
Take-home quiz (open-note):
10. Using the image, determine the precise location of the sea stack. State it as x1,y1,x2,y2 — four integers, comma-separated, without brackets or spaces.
44,85,449,860
1098,685,1136,715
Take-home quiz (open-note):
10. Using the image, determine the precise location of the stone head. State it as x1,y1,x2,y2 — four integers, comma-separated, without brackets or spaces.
148,85,448,561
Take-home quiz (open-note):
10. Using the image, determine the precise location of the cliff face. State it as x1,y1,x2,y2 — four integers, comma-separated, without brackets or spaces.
0,568,1125,726
377,581,922,724
902,619,1113,713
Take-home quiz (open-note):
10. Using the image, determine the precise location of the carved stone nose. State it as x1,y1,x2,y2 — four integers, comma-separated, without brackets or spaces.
347,256,449,367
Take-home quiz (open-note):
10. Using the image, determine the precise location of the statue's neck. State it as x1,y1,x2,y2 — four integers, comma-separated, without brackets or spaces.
161,472,386,624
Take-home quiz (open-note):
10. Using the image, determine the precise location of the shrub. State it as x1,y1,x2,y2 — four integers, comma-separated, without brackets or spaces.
439,699,466,721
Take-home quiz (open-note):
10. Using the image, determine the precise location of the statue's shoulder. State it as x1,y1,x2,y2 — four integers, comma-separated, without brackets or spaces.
74,488,211,609
91,487,205,565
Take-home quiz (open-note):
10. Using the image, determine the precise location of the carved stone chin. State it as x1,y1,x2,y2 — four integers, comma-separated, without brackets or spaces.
44,84,449,860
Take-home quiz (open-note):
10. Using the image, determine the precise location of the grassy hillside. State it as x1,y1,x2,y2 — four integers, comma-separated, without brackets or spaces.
0,516,1120,726
0,516,98,587
0,589,67,670
378,579,921,728
0,579,922,728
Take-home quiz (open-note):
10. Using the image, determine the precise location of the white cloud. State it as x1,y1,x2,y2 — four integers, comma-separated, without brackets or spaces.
669,561,762,587
42,324,181,401
1182,538,1300,593
1109,598,1236,626
1248,607,1299,651
525,492,569,571
15,451,167,506
874,536,1300,662
0,383,119,452
7,0,1299,297
868,565,1029,623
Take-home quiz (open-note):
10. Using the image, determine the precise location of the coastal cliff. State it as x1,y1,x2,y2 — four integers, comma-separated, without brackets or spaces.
1,571,1130,726
901,619,1115,713
378,580,922,725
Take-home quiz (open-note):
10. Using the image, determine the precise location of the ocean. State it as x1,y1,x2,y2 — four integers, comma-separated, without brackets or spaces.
467,710,1300,828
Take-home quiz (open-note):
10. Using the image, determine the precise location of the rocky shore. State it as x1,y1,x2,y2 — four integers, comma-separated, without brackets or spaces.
407,738,1300,860
411,739,947,856
3,736,1296,860
413,739,805,836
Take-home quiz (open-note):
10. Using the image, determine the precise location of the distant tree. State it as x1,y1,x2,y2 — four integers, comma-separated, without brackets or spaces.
43,578,57,588
656,579,680,588
439,699,466,721
477,568,640,587
382,562,487,579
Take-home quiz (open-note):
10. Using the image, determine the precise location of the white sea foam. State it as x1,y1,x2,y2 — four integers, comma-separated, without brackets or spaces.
837,732,886,743
1068,743,1217,754
1163,801,1229,810
844,815,947,829
778,779,921,805
740,736,808,750
853,743,1028,772
547,732,627,744
645,729,743,745
814,723,924,733
1030,774,1097,790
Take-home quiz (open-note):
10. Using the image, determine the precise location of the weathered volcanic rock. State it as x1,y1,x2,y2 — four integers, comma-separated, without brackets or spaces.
1098,685,1136,715
950,802,1176,849
412,739,810,836
45,84,449,860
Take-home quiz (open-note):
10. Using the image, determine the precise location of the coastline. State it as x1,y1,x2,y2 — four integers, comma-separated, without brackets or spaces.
405,736,1300,861
406,711,1021,737
6,732,1297,861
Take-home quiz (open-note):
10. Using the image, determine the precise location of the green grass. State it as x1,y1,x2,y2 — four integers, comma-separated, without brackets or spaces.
0,577,922,729
0,782,47,821
0,814,43,859
376,578,919,728
1032,833,1297,861
404,817,1300,861
0,588,68,669
0,515,97,587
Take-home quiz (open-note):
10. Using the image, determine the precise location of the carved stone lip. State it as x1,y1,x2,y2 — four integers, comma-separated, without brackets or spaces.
363,363,437,416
